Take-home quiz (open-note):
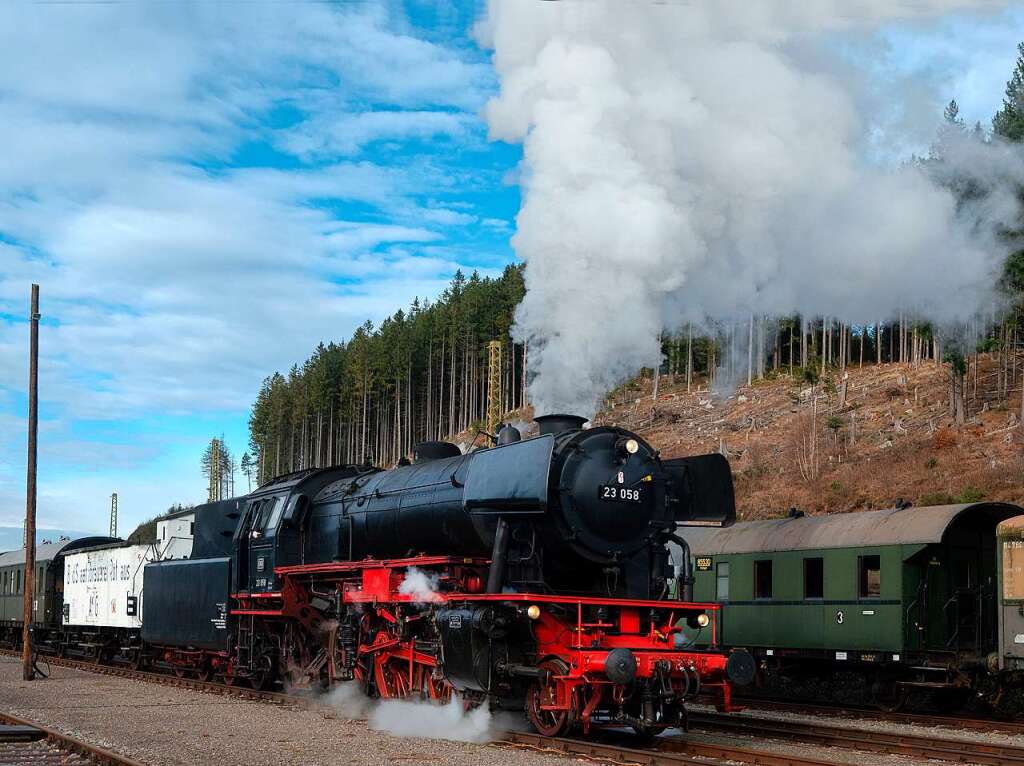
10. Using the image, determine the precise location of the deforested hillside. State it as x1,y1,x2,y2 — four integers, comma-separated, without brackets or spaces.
594,357,1024,521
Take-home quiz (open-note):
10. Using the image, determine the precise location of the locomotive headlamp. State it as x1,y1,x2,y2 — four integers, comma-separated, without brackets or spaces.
696,612,711,628
527,605,541,620
615,437,640,459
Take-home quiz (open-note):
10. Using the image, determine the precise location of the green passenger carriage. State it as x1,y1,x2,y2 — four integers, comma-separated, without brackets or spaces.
679,502,1024,709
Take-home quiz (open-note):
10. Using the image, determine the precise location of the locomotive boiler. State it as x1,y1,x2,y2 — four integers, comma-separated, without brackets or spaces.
142,414,751,737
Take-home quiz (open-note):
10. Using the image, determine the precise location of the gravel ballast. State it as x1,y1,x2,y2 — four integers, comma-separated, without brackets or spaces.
3,656,990,766
0,656,570,766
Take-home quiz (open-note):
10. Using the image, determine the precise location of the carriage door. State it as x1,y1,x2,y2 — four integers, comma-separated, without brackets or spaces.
949,545,980,650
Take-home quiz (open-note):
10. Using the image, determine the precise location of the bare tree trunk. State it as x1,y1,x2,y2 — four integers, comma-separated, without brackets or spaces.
820,318,827,377
789,319,795,375
800,316,807,368
747,313,754,386
686,324,693,393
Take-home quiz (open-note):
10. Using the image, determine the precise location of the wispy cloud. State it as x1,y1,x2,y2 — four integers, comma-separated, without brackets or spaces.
0,1,513,535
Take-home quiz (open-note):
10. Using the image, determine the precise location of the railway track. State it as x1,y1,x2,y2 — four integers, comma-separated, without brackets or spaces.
498,731,839,766
0,711,146,766
717,694,1024,735
689,711,1024,766
5,649,1022,766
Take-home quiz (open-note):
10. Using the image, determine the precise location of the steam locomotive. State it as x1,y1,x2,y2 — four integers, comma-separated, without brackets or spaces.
7,415,753,738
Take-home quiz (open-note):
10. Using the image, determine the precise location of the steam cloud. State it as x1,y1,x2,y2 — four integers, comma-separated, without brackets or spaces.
479,0,1024,416
398,567,443,603
370,696,494,743
324,682,500,743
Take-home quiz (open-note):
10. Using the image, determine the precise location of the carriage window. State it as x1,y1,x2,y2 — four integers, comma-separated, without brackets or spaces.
716,563,730,601
859,555,881,598
804,557,824,599
15,569,21,594
755,560,773,599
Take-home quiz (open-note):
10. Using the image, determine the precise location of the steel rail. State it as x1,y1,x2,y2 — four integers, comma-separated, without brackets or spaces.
498,731,839,766
0,711,147,766
689,711,1024,766
708,694,1024,736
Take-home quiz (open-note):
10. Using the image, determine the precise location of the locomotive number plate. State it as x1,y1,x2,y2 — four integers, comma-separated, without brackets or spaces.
599,485,644,503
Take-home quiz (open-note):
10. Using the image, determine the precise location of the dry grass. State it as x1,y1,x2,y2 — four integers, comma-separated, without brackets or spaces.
595,358,1024,521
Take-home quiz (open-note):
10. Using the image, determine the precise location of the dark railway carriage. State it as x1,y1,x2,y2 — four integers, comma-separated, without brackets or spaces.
679,502,1024,709
0,537,118,649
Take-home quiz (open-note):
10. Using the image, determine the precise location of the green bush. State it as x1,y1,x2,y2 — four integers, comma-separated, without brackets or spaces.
918,491,955,506
925,457,938,469
958,485,986,503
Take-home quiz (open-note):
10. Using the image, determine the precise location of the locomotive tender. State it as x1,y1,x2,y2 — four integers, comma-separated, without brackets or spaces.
139,414,750,736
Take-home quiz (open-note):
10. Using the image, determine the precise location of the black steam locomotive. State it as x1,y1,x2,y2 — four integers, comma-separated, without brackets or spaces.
105,415,749,736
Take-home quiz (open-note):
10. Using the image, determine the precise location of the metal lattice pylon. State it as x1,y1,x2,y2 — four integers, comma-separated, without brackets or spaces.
487,340,502,438
208,439,222,502
109,492,118,538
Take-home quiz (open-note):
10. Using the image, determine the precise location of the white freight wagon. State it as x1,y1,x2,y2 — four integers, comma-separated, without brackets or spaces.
62,511,195,630
62,544,153,629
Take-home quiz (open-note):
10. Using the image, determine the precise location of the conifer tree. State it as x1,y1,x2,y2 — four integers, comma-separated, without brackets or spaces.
994,42,1024,141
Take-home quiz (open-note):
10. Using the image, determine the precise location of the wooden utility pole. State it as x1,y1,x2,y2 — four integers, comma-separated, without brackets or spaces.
23,284,39,681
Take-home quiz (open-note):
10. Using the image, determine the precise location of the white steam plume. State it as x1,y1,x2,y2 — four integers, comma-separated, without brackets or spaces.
323,682,504,743
479,1,1024,417
370,696,494,743
398,566,443,603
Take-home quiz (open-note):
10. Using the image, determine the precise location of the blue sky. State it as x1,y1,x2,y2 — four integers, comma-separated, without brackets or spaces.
0,1,1022,549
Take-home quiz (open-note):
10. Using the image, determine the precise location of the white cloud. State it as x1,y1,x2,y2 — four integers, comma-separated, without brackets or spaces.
0,2,509,531
281,110,478,158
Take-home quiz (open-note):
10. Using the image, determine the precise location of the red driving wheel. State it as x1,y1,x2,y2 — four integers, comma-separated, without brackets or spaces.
526,659,575,737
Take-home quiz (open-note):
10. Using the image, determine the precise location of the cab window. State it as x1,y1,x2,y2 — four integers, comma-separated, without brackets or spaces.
264,498,284,531
249,497,282,535
248,499,266,529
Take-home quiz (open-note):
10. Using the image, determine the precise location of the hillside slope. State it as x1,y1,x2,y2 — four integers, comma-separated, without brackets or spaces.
593,358,1024,521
